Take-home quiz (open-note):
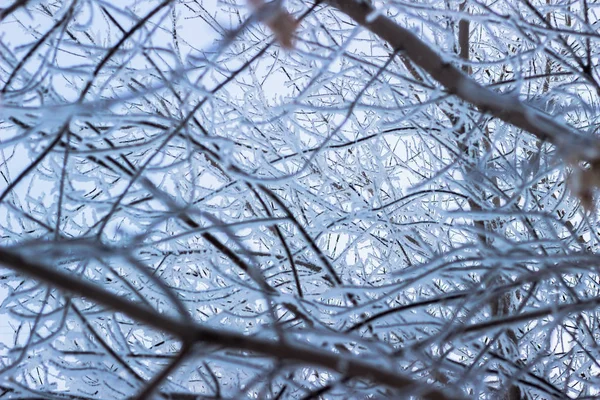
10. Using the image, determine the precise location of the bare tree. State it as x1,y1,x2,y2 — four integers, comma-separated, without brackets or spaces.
1,0,600,398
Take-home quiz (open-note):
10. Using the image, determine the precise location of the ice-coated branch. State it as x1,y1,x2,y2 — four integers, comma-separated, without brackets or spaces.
0,247,462,400
322,0,600,165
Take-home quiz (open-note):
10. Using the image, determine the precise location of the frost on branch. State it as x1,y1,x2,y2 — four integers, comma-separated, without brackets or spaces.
1,0,600,399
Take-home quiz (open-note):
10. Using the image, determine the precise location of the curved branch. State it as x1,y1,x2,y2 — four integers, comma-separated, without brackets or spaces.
0,247,462,400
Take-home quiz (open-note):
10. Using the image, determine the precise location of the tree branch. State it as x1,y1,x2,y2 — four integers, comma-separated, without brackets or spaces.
0,247,462,400
322,0,600,165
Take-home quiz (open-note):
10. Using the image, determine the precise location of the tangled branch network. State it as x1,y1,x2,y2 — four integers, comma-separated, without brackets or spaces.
1,0,600,398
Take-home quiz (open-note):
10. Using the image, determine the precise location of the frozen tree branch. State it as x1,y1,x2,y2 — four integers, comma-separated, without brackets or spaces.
0,247,461,400
323,0,600,164
1,0,600,398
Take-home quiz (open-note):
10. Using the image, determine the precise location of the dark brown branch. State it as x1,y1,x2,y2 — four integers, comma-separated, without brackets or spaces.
0,247,462,400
